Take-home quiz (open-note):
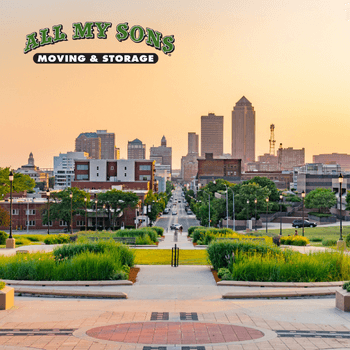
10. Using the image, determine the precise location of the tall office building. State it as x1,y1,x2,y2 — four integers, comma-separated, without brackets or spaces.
75,130,115,159
188,132,199,155
201,113,223,157
150,136,172,173
96,130,115,159
75,133,101,159
231,96,256,167
128,139,146,159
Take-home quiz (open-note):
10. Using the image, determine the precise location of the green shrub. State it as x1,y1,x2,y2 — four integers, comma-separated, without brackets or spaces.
217,268,232,280
308,212,332,217
13,234,46,242
346,235,350,247
53,240,135,267
15,238,32,246
0,231,8,245
188,226,205,236
309,237,322,242
322,239,337,247
44,234,70,245
151,227,164,236
280,236,309,246
207,240,281,270
230,251,350,282
0,281,5,290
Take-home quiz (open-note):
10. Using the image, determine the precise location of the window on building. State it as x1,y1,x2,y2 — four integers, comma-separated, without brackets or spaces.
76,174,89,180
139,165,151,171
76,220,85,226
97,166,99,170
97,173,99,177
111,166,114,170
124,167,127,170
139,175,151,181
43,221,53,226
59,220,68,226
77,164,88,170
26,221,36,226
124,173,127,177
12,209,19,215
26,209,36,215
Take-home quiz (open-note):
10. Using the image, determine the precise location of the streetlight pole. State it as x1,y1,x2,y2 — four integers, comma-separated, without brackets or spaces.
301,191,305,237
339,173,344,243
103,204,106,231
69,192,73,234
47,189,50,235
266,197,269,234
9,171,14,240
95,198,98,232
6,170,15,249
279,194,283,236
254,198,257,231
246,199,249,231
84,197,87,231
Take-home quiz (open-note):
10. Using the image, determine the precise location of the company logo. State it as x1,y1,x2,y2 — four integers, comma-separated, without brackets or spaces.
24,22,175,64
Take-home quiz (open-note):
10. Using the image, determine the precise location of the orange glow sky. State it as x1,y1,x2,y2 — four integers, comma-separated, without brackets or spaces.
1,0,350,170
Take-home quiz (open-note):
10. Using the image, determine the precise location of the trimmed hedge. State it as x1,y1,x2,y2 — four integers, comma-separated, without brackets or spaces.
44,234,71,245
207,240,282,270
280,236,309,246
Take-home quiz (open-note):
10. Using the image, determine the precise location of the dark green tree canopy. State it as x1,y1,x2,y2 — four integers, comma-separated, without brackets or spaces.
305,188,337,213
0,168,35,199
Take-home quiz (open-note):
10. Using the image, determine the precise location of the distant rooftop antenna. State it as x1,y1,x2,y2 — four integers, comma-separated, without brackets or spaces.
269,124,276,155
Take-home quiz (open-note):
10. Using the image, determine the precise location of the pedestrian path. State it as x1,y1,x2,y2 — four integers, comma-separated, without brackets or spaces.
158,229,195,249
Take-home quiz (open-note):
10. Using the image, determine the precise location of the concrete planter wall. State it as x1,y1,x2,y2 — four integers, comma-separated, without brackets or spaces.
336,289,350,312
0,286,14,310
308,214,337,223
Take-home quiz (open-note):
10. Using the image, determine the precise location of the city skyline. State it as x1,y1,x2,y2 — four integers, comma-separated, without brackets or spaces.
1,0,350,170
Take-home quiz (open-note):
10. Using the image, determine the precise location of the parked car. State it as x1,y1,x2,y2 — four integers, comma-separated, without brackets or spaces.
187,210,193,215
172,211,177,215
292,219,317,228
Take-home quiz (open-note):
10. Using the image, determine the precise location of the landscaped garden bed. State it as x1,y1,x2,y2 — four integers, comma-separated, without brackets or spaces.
0,241,135,281
207,240,350,283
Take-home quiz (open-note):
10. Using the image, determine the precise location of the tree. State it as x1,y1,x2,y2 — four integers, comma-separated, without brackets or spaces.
346,191,350,211
0,207,10,227
49,177,55,188
304,188,337,213
144,190,166,226
243,176,279,202
43,187,89,230
97,190,139,229
35,181,47,191
0,168,35,199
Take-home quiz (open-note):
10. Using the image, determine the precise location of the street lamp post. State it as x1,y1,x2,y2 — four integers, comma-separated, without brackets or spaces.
84,197,87,231
47,189,50,235
265,197,269,234
254,198,257,231
69,192,73,234
279,194,283,236
6,171,15,248
246,199,250,231
338,174,344,250
95,198,98,232
301,191,305,237
102,204,106,231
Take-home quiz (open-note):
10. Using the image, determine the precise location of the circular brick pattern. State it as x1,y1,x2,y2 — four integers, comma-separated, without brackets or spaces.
86,322,264,344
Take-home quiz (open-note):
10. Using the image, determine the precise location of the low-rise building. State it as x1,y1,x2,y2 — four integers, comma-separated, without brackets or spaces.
16,153,49,185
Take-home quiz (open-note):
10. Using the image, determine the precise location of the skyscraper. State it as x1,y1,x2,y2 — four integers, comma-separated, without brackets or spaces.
150,136,172,173
201,113,223,157
128,139,146,159
231,96,255,166
96,130,115,159
75,130,116,159
188,132,199,155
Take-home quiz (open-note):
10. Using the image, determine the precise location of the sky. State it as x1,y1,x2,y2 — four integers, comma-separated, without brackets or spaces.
1,0,350,170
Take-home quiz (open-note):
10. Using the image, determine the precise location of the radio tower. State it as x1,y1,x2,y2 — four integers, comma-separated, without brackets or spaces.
269,124,276,155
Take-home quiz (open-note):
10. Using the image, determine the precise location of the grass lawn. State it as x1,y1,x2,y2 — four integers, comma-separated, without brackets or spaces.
133,249,209,265
259,226,350,247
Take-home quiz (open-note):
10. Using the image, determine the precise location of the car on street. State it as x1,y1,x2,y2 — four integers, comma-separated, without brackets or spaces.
172,211,177,215
292,219,317,228
170,223,183,230
187,210,193,215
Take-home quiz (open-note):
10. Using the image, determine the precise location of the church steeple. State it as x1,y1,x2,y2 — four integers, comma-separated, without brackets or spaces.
28,152,34,166
161,135,167,147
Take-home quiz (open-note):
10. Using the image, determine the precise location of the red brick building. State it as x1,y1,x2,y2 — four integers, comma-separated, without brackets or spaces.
197,153,242,185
